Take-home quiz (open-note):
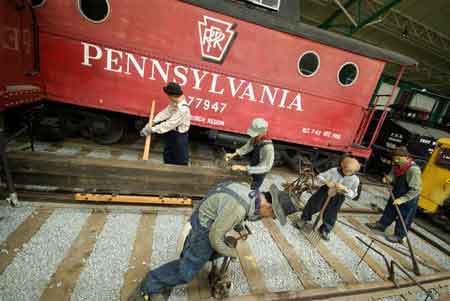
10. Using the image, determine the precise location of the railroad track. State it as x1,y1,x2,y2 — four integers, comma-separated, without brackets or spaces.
1,200,450,300
2,138,450,300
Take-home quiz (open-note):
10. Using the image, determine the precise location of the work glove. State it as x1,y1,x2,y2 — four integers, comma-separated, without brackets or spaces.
140,125,153,137
224,152,236,162
231,165,248,172
393,198,406,205
325,181,336,188
335,183,350,193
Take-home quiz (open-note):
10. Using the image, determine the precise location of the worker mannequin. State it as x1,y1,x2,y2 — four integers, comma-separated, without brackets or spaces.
128,182,298,301
224,118,274,190
293,156,361,241
140,82,191,165
366,146,422,244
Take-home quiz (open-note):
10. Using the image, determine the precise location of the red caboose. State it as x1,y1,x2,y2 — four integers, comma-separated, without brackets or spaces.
2,0,417,169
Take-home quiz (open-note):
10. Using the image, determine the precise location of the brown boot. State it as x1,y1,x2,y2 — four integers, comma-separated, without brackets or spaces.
128,287,169,301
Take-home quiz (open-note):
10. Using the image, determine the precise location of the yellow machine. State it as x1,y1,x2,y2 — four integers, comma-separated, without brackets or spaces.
419,138,450,216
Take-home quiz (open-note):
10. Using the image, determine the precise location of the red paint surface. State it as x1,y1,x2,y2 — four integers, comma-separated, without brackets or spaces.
34,0,388,157
0,0,43,111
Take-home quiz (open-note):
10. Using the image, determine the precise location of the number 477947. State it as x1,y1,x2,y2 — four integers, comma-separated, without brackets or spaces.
187,96,227,113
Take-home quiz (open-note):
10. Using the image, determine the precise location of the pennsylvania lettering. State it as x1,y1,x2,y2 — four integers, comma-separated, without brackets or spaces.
81,42,303,112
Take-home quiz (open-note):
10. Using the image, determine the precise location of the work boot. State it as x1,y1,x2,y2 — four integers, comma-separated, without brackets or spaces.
385,235,406,244
128,287,149,301
366,222,386,233
128,287,169,301
320,229,330,241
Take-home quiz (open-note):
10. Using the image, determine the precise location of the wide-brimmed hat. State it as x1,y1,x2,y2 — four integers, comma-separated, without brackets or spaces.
269,184,299,225
247,118,268,137
391,146,410,157
163,82,183,96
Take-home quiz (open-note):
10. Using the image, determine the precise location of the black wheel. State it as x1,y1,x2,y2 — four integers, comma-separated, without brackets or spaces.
89,115,126,145
34,112,66,142
273,148,285,167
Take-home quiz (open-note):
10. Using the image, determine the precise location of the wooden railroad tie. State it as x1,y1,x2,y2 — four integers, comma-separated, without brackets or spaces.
74,193,192,206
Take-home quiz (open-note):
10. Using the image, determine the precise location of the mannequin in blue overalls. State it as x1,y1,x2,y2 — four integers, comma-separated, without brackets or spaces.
224,118,275,191
366,146,422,244
140,82,191,165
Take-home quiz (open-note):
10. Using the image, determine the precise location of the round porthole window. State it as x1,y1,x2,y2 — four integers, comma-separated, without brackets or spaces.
297,51,320,77
78,0,110,23
32,0,46,8
338,62,359,87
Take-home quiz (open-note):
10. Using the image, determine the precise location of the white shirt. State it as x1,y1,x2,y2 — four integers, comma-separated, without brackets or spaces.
152,96,191,134
316,167,360,200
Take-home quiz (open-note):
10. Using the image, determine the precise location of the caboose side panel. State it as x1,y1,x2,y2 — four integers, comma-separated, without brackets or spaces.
36,0,386,156
1,1,43,111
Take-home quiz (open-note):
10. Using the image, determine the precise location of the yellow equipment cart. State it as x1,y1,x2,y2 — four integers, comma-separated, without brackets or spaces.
419,138,450,216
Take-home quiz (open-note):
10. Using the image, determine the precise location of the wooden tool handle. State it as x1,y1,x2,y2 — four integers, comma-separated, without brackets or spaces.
142,100,156,160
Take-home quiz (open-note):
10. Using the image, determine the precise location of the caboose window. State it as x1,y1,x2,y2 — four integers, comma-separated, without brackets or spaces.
435,149,450,170
338,62,358,87
32,0,46,8
298,51,320,77
244,0,280,11
78,0,110,23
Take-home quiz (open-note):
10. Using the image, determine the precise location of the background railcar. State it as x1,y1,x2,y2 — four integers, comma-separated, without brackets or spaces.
2,0,417,170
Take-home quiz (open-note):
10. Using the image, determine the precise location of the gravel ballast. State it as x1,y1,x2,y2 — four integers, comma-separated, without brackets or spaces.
411,223,450,254
55,147,81,156
71,212,139,301
408,232,450,271
118,152,139,161
0,205,34,243
33,142,52,152
150,214,187,301
86,150,112,159
226,259,250,297
323,231,380,282
275,221,343,287
259,174,288,191
246,220,303,292
0,209,89,300
355,217,434,275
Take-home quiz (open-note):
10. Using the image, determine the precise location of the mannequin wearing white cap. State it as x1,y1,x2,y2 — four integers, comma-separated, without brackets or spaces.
224,118,275,190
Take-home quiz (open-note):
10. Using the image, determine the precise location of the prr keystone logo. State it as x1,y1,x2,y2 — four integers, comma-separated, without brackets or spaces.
198,16,236,64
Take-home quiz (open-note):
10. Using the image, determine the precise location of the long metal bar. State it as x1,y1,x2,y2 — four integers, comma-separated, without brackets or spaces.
369,66,405,147
357,237,391,273
319,0,358,29
338,220,438,272
356,239,375,268
349,0,402,35
358,238,433,299
389,190,421,276
391,261,432,298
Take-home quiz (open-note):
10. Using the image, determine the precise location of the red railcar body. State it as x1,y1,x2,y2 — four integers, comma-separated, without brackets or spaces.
1,1,44,111
3,0,416,159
